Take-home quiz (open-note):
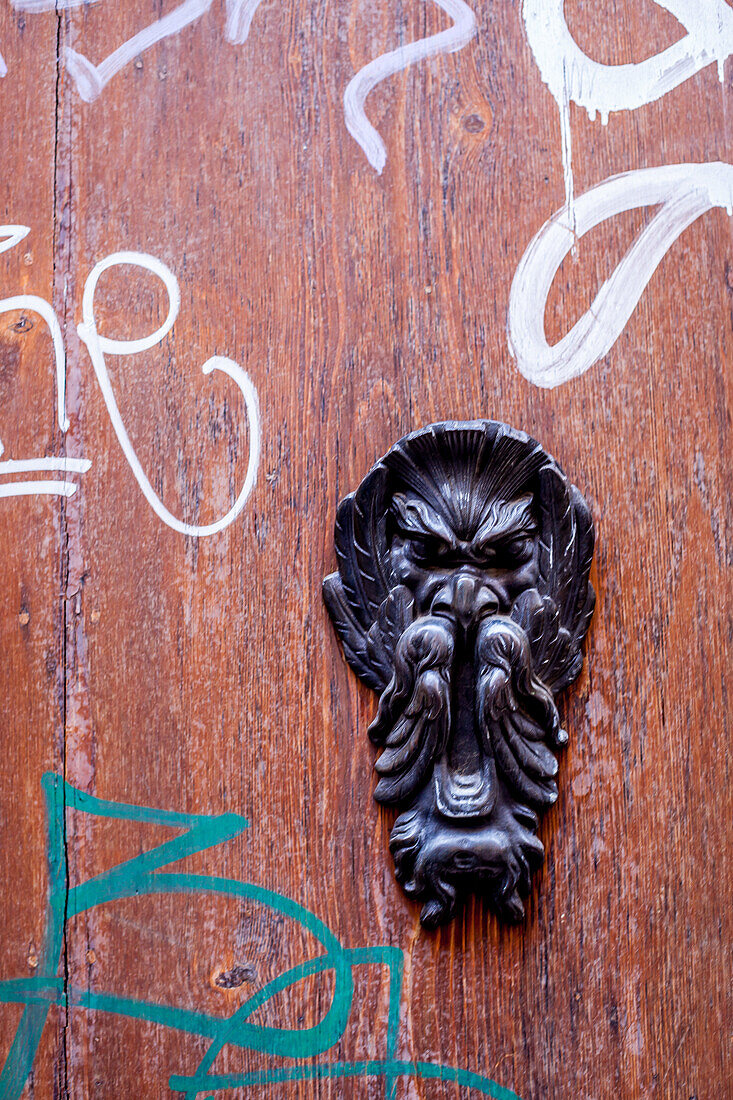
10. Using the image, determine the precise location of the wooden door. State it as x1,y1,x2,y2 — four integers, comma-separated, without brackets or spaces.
0,2,730,1097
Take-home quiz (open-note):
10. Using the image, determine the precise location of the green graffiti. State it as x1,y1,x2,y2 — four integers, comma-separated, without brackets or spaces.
0,773,522,1100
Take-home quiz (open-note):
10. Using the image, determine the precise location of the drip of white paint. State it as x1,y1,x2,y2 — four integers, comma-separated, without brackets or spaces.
559,62,573,224
77,251,260,537
225,0,265,44
343,0,477,174
0,225,68,462
522,0,733,209
507,162,733,388
64,0,214,102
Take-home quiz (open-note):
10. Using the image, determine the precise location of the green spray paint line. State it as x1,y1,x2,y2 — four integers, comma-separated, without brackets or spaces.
168,1061,520,1099
0,773,523,1100
0,772,67,1099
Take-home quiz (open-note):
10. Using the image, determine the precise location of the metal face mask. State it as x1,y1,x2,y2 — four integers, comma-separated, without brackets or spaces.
324,420,595,928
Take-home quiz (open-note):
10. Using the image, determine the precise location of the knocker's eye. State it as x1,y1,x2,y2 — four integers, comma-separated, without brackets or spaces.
496,535,535,566
408,535,447,562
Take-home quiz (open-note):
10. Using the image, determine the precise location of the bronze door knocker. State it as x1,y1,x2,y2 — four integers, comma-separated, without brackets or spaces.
324,420,595,927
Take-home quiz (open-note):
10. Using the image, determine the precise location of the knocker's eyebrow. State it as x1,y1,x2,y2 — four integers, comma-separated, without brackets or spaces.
474,494,537,544
391,493,455,544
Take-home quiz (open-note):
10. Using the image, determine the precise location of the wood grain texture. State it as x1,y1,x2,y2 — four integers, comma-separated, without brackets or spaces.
0,1,730,1097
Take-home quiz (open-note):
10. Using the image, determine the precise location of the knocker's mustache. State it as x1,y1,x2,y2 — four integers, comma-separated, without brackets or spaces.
370,610,562,806
369,611,564,926
369,614,455,805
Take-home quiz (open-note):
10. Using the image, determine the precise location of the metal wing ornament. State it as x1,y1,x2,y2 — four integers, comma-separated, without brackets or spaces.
323,421,595,927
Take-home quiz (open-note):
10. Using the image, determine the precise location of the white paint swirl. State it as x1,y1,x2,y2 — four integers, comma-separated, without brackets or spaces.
522,0,733,210
0,229,260,527
0,225,68,443
344,0,477,174
77,252,261,537
224,0,266,44
64,0,214,102
507,162,733,388
5,0,266,96
0,226,86,497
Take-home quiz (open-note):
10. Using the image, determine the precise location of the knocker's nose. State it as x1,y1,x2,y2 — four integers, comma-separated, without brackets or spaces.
431,571,499,628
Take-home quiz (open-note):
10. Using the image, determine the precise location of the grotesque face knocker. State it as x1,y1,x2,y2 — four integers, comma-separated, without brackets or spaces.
324,421,595,927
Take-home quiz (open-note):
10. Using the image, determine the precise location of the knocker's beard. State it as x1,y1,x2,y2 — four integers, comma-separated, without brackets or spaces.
369,605,557,927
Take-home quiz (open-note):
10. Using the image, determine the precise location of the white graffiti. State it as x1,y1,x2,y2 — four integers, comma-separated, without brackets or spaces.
0,225,68,440
344,0,477,173
225,0,266,45
522,0,733,212
0,228,261,534
3,0,266,103
0,227,85,499
78,252,260,536
507,162,733,388
0,0,477,167
65,0,214,104
0,457,91,499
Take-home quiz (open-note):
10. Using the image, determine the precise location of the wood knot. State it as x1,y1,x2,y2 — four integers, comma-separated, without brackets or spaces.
212,963,257,989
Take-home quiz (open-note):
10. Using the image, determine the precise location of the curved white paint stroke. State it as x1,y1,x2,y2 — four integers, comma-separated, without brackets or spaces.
77,251,261,537
343,0,477,174
64,0,214,102
507,162,733,388
6,1,105,77
225,0,266,44
0,225,68,459
522,0,733,210
0,224,30,256
0,296,68,439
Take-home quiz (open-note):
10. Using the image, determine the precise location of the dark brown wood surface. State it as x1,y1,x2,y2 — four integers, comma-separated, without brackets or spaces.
0,1,730,1097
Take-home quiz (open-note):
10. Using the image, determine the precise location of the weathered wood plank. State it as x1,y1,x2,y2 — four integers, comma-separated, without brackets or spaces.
0,1,730,1097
